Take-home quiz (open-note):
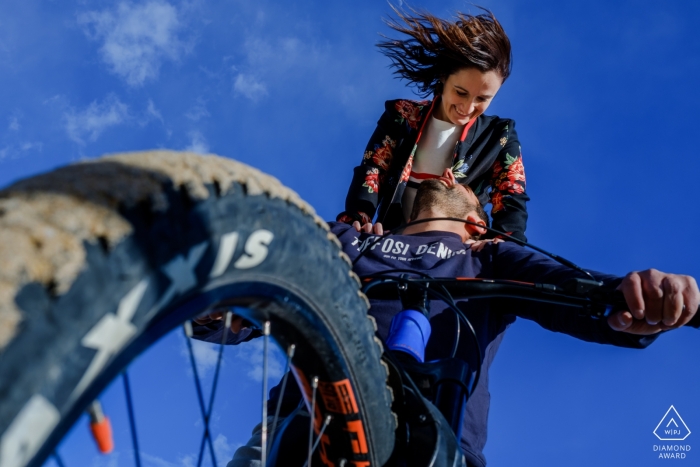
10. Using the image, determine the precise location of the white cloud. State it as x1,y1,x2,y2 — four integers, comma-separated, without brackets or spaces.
213,433,237,466
184,130,209,154
8,116,19,131
185,99,210,121
230,34,327,102
140,452,184,467
91,451,119,467
20,142,42,152
230,338,285,383
243,37,308,69
180,336,221,377
233,74,267,102
0,142,44,161
64,94,130,144
136,451,226,467
146,99,164,124
78,1,185,87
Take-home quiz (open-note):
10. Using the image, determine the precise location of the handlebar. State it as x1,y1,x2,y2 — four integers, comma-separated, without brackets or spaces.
362,276,700,328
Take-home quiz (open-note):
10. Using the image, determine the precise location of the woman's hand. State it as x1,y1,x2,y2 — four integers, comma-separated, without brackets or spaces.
466,238,503,252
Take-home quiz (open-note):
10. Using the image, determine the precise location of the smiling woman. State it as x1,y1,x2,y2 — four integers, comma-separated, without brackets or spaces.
337,7,529,242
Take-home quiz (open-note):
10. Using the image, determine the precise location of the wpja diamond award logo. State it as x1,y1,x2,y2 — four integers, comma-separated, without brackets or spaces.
653,405,691,459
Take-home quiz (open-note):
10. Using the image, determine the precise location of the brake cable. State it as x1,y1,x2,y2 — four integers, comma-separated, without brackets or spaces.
361,268,462,358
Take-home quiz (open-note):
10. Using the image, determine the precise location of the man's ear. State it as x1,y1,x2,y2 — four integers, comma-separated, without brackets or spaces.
465,213,487,238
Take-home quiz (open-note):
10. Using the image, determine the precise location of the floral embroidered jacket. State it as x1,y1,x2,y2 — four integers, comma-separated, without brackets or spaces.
338,98,530,242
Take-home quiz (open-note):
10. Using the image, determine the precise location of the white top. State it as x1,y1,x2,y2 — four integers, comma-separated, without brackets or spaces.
401,115,462,222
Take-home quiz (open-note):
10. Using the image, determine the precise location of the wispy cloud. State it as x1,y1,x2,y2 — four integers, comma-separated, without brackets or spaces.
8,116,19,131
226,27,386,111
180,336,221,377
63,94,130,144
179,329,284,384
230,338,285,383
184,130,209,154
145,99,164,124
137,443,235,467
213,433,237,465
91,451,119,467
78,1,186,87
140,452,180,467
19,142,43,152
233,74,267,102
185,98,210,121
0,142,44,162
243,37,311,70
231,36,321,102
232,35,308,102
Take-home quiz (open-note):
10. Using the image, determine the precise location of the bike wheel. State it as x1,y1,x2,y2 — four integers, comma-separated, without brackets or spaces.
0,151,396,467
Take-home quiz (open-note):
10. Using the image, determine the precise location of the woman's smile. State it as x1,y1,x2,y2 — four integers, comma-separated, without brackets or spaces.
435,68,503,125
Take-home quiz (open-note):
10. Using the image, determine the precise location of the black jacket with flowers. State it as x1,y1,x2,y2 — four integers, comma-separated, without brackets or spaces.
338,99,530,242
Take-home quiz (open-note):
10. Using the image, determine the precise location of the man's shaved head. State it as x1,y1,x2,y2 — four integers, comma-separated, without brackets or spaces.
410,179,489,229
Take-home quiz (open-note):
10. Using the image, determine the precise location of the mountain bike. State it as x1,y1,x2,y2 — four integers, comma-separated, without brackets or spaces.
0,151,697,467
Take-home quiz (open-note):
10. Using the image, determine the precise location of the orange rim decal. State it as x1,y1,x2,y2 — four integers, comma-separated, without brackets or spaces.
318,379,360,415
345,420,369,455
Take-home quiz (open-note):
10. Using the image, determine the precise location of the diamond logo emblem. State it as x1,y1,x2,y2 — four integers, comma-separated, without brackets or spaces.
653,405,691,441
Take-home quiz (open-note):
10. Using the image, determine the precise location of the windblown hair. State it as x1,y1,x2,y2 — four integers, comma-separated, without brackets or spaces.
410,179,489,237
378,6,512,97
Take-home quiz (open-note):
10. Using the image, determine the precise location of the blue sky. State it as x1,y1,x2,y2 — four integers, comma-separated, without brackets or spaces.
2,0,698,466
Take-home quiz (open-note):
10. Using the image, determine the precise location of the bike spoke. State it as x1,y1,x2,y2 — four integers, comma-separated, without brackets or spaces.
307,376,319,467
260,321,271,467
185,312,232,467
267,344,296,458
204,311,233,467
195,432,208,467
302,415,332,467
183,322,207,417
122,372,142,467
184,322,211,467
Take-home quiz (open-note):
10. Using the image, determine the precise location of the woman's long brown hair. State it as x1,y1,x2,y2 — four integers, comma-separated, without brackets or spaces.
378,6,512,97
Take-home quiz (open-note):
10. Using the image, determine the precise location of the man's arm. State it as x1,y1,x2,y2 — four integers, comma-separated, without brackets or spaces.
488,242,698,346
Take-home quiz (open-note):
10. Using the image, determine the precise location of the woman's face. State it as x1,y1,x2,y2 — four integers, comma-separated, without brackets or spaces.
435,68,503,125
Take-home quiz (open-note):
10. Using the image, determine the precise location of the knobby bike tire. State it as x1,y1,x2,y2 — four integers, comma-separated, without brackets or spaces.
0,151,396,467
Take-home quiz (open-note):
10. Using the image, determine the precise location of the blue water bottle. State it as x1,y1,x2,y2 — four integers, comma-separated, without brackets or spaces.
386,279,431,362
